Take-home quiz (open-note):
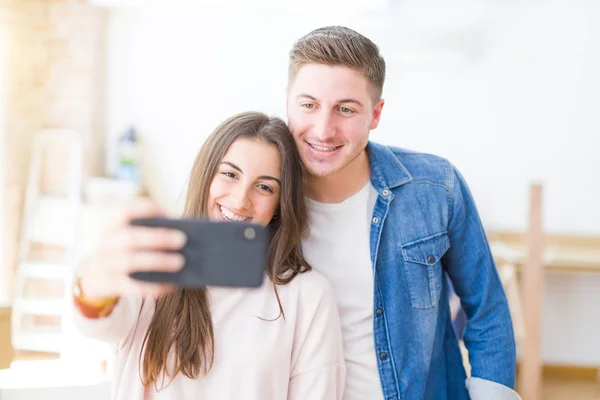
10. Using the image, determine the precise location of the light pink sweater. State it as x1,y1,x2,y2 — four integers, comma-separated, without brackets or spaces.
74,271,346,400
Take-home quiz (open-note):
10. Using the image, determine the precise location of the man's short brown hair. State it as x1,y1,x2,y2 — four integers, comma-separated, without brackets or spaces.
288,26,386,101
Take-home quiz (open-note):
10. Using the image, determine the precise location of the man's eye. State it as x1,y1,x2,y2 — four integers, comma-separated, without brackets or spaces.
301,103,315,109
339,106,354,114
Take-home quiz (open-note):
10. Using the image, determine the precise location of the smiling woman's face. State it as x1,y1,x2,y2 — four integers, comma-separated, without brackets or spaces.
207,137,282,227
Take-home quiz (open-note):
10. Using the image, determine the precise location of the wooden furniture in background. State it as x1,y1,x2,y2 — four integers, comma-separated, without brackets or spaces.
489,231,600,399
11,129,82,355
489,233,600,274
487,183,600,400
0,304,12,370
486,231,600,400
520,184,544,400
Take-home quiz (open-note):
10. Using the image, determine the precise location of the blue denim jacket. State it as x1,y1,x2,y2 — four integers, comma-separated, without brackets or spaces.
367,141,516,400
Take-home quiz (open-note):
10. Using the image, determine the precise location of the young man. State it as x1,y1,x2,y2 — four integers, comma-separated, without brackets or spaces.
286,26,520,400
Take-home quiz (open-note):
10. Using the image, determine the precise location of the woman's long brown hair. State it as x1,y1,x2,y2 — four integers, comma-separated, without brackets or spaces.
140,112,311,388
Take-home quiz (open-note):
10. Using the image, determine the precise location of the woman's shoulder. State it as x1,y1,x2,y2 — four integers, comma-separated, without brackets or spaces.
278,269,337,306
288,268,331,288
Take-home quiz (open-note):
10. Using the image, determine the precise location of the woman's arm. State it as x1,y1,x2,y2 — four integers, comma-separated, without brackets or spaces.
72,293,145,344
71,199,185,344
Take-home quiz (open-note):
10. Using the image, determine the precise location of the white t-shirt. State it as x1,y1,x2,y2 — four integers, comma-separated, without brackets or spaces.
303,182,384,400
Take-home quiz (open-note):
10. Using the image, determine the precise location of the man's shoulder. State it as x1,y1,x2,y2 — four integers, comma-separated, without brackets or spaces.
369,142,454,188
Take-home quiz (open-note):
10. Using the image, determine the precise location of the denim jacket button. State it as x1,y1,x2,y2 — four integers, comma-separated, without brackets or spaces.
372,217,380,224
376,308,383,316
379,352,388,360
427,255,436,263
382,189,390,196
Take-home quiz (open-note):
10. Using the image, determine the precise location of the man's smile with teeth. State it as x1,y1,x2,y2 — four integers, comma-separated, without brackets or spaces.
308,142,341,152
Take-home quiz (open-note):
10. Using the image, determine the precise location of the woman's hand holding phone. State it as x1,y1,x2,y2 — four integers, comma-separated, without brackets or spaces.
76,199,187,301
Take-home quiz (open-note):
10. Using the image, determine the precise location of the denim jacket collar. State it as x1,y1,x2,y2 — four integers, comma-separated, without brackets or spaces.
367,141,413,192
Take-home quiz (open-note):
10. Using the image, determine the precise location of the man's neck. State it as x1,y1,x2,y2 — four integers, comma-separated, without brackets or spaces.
304,149,371,204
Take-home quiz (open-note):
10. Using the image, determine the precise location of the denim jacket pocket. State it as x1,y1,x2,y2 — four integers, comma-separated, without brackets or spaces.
400,231,450,309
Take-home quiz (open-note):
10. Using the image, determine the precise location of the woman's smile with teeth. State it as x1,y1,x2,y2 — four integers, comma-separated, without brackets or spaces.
219,205,250,222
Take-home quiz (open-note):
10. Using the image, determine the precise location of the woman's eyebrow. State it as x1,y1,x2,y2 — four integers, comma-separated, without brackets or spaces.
221,161,243,173
258,175,281,185
221,161,281,185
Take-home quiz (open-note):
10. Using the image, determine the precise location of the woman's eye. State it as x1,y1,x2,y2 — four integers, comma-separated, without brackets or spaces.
257,184,274,193
301,103,315,109
222,171,237,179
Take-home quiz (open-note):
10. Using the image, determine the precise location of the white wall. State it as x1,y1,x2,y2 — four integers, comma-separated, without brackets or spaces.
104,1,600,366
0,23,6,302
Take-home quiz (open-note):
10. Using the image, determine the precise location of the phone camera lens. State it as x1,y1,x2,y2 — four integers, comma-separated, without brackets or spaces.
244,227,256,240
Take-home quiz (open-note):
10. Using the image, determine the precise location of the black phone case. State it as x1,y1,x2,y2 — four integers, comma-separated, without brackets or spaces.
129,217,267,288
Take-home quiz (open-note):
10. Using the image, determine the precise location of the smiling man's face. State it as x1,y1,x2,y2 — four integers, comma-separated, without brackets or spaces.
286,63,384,179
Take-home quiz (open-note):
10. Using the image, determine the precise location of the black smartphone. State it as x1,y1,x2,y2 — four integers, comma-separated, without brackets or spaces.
129,217,268,288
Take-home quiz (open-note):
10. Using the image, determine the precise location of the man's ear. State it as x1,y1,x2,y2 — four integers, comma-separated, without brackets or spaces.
370,99,385,130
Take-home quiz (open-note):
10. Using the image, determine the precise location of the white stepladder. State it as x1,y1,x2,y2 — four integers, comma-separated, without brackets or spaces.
11,128,83,355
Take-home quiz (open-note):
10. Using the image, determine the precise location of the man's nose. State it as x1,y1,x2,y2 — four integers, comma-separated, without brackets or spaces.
313,113,336,142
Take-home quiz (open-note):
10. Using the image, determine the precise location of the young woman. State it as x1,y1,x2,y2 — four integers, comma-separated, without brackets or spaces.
73,112,345,399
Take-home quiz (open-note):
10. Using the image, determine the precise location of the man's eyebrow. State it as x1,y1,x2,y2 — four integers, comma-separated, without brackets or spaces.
297,94,318,101
297,94,363,108
337,98,364,107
